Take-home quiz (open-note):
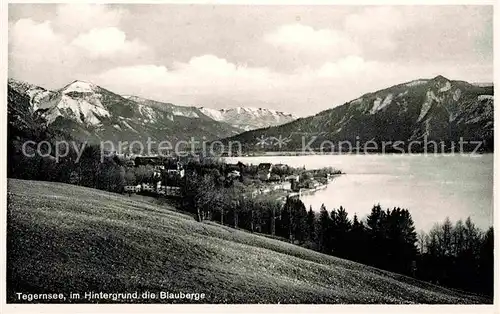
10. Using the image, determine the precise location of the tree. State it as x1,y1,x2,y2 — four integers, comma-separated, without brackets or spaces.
299,171,313,182
293,199,308,243
417,230,427,254
227,181,246,228
388,208,418,275
279,197,307,243
464,217,481,255
97,159,125,193
348,214,366,262
135,165,155,184
317,204,331,252
366,204,388,267
441,217,453,256
78,145,102,188
478,227,494,296
365,205,417,274
124,170,136,185
330,206,352,257
452,219,466,256
416,217,493,296
306,206,316,243
181,172,225,222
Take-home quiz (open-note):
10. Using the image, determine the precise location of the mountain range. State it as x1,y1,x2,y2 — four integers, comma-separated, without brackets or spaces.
7,75,494,154
224,75,494,152
7,79,296,146
199,107,297,131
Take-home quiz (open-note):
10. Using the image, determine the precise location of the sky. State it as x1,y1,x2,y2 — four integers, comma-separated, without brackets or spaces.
8,4,493,116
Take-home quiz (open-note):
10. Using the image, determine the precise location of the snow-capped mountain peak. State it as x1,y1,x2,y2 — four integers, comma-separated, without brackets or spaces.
9,79,110,126
199,106,297,131
199,107,225,121
60,80,98,94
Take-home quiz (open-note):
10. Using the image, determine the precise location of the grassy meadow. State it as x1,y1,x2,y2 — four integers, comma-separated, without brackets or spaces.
6,179,490,304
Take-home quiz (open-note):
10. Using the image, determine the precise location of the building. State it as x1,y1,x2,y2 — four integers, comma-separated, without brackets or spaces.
135,184,142,192
269,174,281,182
163,167,184,189
285,174,300,182
305,180,321,189
257,163,273,181
281,181,292,191
162,159,185,192
271,181,292,191
124,185,136,193
260,187,271,194
141,182,155,192
164,159,185,178
273,163,289,174
153,170,162,179
284,175,300,192
227,170,241,179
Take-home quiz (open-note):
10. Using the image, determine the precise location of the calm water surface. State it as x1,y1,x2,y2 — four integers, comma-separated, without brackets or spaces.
225,154,493,231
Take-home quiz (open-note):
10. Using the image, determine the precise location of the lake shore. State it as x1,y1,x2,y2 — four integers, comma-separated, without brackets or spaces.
226,154,493,231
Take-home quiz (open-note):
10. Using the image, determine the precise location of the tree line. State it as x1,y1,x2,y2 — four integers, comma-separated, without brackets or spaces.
9,143,128,193
417,217,493,296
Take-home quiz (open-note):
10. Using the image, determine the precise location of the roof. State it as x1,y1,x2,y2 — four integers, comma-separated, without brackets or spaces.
257,163,273,171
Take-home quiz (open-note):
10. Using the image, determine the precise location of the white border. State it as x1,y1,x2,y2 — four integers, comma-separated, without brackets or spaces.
0,1,497,314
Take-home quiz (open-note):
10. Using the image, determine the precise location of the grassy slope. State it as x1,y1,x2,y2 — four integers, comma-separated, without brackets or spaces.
7,179,490,304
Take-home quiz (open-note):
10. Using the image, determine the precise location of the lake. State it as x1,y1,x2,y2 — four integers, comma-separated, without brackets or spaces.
224,154,494,231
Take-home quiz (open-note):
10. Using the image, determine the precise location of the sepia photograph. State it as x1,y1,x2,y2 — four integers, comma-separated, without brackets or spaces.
2,1,496,310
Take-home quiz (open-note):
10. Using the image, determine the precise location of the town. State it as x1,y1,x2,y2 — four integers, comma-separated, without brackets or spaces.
115,154,341,202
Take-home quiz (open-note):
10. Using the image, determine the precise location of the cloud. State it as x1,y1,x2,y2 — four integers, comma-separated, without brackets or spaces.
97,65,170,86
317,56,369,78
174,55,238,76
173,55,277,85
10,19,64,54
265,24,343,49
95,55,280,97
9,5,151,85
264,23,359,56
8,19,81,85
263,8,408,61
342,7,401,52
71,27,149,58
344,6,406,35
262,7,428,62
55,4,126,34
